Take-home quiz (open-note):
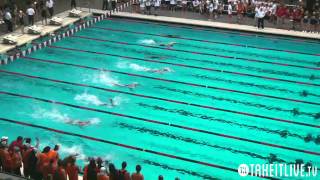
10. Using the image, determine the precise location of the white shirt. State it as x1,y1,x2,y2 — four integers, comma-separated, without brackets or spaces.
256,8,266,18
4,11,12,20
209,3,213,12
26,8,35,16
155,0,161,7
228,4,232,15
46,0,54,8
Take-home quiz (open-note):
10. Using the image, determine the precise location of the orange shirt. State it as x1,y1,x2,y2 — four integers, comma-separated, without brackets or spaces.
37,152,50,172
47,150,58,162
131,173,144,180
66,163,79,180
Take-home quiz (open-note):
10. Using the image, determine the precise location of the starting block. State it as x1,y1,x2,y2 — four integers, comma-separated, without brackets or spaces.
2,35,18,45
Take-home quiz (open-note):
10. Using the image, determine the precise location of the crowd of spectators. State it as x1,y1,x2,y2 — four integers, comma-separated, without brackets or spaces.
136,0,320,32
0,0,56,33
0,136,154,180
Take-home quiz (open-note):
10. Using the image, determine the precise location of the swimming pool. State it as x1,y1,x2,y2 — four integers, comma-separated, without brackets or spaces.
0,17,319,179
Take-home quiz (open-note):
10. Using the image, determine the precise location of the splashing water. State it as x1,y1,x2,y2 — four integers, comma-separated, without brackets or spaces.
74,92,104,106
111,96,127,106
31,108,101,126
93,71,119,87
138,39,157,45
117,62,151,72
59,144,87,160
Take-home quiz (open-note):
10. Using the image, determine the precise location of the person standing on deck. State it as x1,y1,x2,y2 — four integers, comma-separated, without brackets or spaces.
4,9,13,32
103,0,109,10
256,6,266,29
71,0,77,9
46,0,54,18
26,6,36,26
40,2,48,25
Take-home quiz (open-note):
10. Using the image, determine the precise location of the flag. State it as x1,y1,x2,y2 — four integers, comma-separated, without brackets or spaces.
28,48,32,54
33,46,37,51
53,37,57,42
38,44,42,49
43,42,47,47
22,50,26,56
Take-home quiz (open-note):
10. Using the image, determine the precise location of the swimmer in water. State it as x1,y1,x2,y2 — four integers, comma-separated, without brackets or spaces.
148,67,173,74
65,118,91,127
125,82,140,90
113,82,140,91
159,42,177,48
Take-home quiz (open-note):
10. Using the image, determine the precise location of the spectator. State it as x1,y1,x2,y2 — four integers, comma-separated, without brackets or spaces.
102,0,108,10
112,0,117,10
310,12,318,33
256,5,266,29
0,138,12,173
43,159,57,180
4,9,13,32
291,7,302,30
11,147,22,176
26,6,36,25
22,144,33,178
36,146,51,180
18,10,25,33
98,167,110,180
28,149,39,180
236,1,245,23
46,0,54,17
87,158,98,180
131,164,144,180
302,10,309,32
9,136,23,152
108,163,119,180
66,156,80,180
71,0,77,9
119,161,131,180
146,0,152,14
54,160,67,180
227,2,233,23
40,2,48,25
276,3,288,28
48,144,60,165
154,0,161,15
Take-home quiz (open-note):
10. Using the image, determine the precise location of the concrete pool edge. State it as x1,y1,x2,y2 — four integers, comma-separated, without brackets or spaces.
111,12,320,40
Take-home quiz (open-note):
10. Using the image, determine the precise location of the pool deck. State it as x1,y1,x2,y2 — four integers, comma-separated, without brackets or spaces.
0,9,102,54
113,12,320,40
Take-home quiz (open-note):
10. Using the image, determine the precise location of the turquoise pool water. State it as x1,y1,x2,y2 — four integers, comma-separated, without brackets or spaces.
0,17,319,179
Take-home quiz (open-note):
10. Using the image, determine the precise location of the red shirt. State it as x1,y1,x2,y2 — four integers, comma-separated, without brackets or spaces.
277,6,287,17
9,141,23,152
